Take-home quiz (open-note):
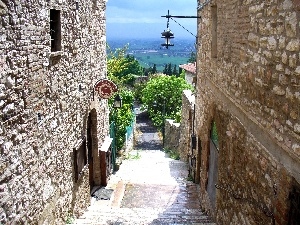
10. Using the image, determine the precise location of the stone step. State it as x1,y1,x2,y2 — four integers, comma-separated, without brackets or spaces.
82,207,206,215
74,206,214,225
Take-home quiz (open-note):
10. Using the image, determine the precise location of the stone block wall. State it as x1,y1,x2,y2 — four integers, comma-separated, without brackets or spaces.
178,90,195,162
0,0,109,224
164,119,180,152
164,90,195,162
196,0,300,224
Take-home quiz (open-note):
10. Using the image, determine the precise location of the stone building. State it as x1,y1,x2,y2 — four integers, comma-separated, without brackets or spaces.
0,0,110,224
179,62,197,86
195,0,300,224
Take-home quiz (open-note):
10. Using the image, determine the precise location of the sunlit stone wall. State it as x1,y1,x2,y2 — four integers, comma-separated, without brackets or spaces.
0,0,109,224
196,0,300,224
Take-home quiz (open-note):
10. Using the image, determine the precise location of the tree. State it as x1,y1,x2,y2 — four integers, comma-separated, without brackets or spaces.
172,65,178,77
152,64,157,74
163,64,168,74
107,44,143,80
143,67,152,76
187,51,196,63
141,75,193,128
179,67,183,75
167,63,172,75
124,54,142,75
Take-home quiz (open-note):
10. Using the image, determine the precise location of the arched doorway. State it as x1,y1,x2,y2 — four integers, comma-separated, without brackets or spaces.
206,121,219,210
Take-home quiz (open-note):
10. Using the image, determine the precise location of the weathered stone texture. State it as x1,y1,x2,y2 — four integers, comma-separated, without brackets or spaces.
164,90,195,162
164,119,180,152
196,0,300,224
0,0,109,224
178,90,195,162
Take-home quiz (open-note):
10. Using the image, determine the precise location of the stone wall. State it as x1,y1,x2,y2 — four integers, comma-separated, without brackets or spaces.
164,119,180,152
196,0,300,224
164,90,195,163
179,63,197,86
0,0,109,224
178,90,195,162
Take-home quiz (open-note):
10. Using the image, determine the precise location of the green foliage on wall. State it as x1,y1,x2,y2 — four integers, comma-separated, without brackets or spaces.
141,75,193,129
109,90,135,150
107,44,136,150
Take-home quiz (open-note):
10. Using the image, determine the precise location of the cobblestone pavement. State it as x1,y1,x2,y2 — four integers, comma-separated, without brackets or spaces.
73,108,215,225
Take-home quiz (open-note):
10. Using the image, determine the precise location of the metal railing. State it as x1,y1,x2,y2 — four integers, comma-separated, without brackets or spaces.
109,122,116,171
125,113,135,148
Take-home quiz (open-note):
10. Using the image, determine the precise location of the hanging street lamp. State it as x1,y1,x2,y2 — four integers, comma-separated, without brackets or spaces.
161,28,174,49
160,10,201,48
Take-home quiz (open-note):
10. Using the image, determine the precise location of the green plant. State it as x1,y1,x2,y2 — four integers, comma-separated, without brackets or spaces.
141,75,193,129
66,214,74,224
107,44,143,79
187,174,194,182
134,82,147,103
125,150,141,160
163,148,180,160
174,110,182,123
109,90,135,150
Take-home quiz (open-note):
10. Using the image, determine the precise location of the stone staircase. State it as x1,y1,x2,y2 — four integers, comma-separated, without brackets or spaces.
74,205,215,225
73,150,215,225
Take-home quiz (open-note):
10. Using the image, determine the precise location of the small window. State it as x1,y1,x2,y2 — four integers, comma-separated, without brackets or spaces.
50,9,61,52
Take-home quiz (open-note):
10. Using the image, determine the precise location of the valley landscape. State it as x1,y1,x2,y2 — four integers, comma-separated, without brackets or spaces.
107,38,196,72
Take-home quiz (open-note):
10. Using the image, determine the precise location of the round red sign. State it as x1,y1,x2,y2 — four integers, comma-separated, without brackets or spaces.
94,79,118,99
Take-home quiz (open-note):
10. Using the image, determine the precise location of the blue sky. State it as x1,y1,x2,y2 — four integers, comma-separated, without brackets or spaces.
106,0,198,39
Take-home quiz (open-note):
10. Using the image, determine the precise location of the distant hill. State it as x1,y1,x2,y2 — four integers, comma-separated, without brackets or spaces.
107,38,196,72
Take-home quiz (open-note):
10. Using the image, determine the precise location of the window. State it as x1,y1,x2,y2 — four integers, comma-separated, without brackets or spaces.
211,5,217,58
73,138,87,182
50,9,61,52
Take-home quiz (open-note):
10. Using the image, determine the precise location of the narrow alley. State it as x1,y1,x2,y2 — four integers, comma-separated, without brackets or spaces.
73,108,215,225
